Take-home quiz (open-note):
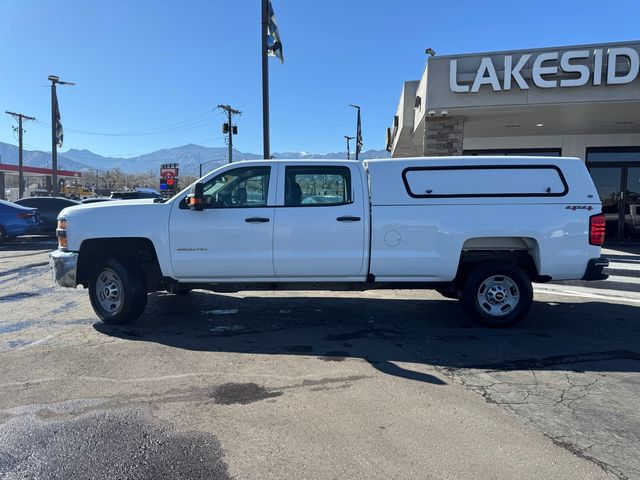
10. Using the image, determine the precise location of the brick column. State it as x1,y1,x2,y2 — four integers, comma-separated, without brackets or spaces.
423,116,464,156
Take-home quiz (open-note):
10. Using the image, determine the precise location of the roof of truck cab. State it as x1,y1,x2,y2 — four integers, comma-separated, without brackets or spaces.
236,159,360,164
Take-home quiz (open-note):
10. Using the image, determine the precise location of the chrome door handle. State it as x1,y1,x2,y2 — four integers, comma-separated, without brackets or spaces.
245,217,270,223
336,216,361,222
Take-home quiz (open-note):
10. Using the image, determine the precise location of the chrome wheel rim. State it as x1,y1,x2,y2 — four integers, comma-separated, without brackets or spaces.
96,268,123,314
476,275,519,317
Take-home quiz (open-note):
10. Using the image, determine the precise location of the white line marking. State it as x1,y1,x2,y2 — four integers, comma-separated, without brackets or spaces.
534,286,640,305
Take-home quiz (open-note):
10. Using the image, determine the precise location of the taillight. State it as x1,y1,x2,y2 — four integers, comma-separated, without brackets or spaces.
17,212,34,219
589,213,606,246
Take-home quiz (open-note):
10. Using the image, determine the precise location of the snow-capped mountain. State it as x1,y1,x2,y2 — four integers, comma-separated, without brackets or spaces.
0,142,390,176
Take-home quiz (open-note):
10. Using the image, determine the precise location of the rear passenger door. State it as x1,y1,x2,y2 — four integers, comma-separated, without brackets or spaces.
273,165,366,278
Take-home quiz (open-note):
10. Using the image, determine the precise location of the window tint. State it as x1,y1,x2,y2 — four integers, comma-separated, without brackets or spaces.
201,167,270,208
284,167,351,206
403,166,568,198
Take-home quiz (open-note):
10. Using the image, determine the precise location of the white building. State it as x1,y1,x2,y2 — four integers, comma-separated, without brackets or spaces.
387,41,640,243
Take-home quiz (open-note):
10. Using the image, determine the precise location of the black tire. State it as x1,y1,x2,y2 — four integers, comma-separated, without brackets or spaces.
460,262,533,328
89,258,147,324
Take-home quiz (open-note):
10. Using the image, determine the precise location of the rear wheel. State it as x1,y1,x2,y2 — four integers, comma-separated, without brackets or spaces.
89,258,147,324
460,262,532,328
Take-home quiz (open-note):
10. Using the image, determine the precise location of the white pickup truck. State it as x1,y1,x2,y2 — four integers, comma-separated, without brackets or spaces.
50,156,608,328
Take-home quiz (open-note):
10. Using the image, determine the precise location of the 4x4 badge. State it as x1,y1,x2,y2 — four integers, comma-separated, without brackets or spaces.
566,205,594,211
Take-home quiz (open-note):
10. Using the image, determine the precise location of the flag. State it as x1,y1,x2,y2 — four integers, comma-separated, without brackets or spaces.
356,108,363,153
53,88,64,147
267,0,283,64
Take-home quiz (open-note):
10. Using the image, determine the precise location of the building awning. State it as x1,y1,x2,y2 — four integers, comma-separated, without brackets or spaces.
0,163,82,178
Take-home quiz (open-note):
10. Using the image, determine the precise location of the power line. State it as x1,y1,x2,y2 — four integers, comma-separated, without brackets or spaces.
35,111,223,137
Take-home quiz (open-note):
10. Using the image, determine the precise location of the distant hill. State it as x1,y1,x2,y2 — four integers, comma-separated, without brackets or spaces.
0,142,390,176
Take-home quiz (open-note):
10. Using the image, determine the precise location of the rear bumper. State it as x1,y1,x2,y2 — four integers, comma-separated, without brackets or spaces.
582,256,609,281
49,250,78,288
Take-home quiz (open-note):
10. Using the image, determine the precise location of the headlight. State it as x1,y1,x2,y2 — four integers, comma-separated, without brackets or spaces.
57,217,68,249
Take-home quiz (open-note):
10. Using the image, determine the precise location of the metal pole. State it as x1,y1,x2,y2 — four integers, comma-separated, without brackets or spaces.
261,0,270,159
199,163,202,178
227,108,233,164
6,111,35,198
344,135,354,160
18,116,23,198
51,82,58,196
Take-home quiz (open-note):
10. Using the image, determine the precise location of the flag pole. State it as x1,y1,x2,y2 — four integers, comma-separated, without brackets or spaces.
50,77,59,196
261,0,270,160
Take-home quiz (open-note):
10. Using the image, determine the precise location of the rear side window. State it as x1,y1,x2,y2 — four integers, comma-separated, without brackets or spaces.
402,165,568,198
285,166,352,206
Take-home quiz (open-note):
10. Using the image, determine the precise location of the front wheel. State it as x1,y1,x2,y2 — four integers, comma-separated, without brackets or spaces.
460,262,533,328
89,258,147,324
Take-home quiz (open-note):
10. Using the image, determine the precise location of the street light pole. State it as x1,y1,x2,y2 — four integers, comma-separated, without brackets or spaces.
349,104,362,161
48,75,75,196
199,159,220,178
344,135,355,160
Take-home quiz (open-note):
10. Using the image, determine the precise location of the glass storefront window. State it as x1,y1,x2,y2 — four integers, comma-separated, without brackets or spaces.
587,148,640,243
587,149,640,164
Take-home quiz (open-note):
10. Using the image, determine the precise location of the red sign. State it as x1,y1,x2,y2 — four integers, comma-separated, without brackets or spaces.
160,167,178,179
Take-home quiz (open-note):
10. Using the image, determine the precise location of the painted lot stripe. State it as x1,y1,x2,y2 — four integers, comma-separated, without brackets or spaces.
534,284,640,305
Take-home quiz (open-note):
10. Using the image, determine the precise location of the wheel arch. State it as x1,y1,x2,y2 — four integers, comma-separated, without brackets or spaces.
454,236,544,289
77,237,164,290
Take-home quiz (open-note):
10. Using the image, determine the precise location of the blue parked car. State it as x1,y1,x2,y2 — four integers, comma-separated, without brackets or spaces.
0,199,43,243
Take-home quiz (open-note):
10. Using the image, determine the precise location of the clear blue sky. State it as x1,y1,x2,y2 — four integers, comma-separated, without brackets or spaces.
1,0,639,157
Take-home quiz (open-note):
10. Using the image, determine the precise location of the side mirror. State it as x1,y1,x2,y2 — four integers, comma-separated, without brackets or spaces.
187,182,204,211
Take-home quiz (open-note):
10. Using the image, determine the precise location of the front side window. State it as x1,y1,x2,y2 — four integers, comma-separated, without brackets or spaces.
285,166,351,206
201,166,270,208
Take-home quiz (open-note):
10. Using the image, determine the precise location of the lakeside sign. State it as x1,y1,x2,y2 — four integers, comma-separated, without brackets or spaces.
450,47,640,93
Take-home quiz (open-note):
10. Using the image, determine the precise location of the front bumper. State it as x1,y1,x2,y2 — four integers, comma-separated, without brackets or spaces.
49,250,78,288
582,256,609,281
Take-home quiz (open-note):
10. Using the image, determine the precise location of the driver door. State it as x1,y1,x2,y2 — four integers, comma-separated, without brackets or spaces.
170,165,277,279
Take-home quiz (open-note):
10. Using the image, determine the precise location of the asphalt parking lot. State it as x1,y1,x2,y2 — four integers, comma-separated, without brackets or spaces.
1,237,639,479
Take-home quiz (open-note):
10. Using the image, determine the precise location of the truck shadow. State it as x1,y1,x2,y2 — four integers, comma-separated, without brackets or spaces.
94,291,640,385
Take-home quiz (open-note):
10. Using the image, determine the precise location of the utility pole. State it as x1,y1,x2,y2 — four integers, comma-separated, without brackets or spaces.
344,136,355,160
48,75,75,196
5,111,36,199
217,104,241,163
